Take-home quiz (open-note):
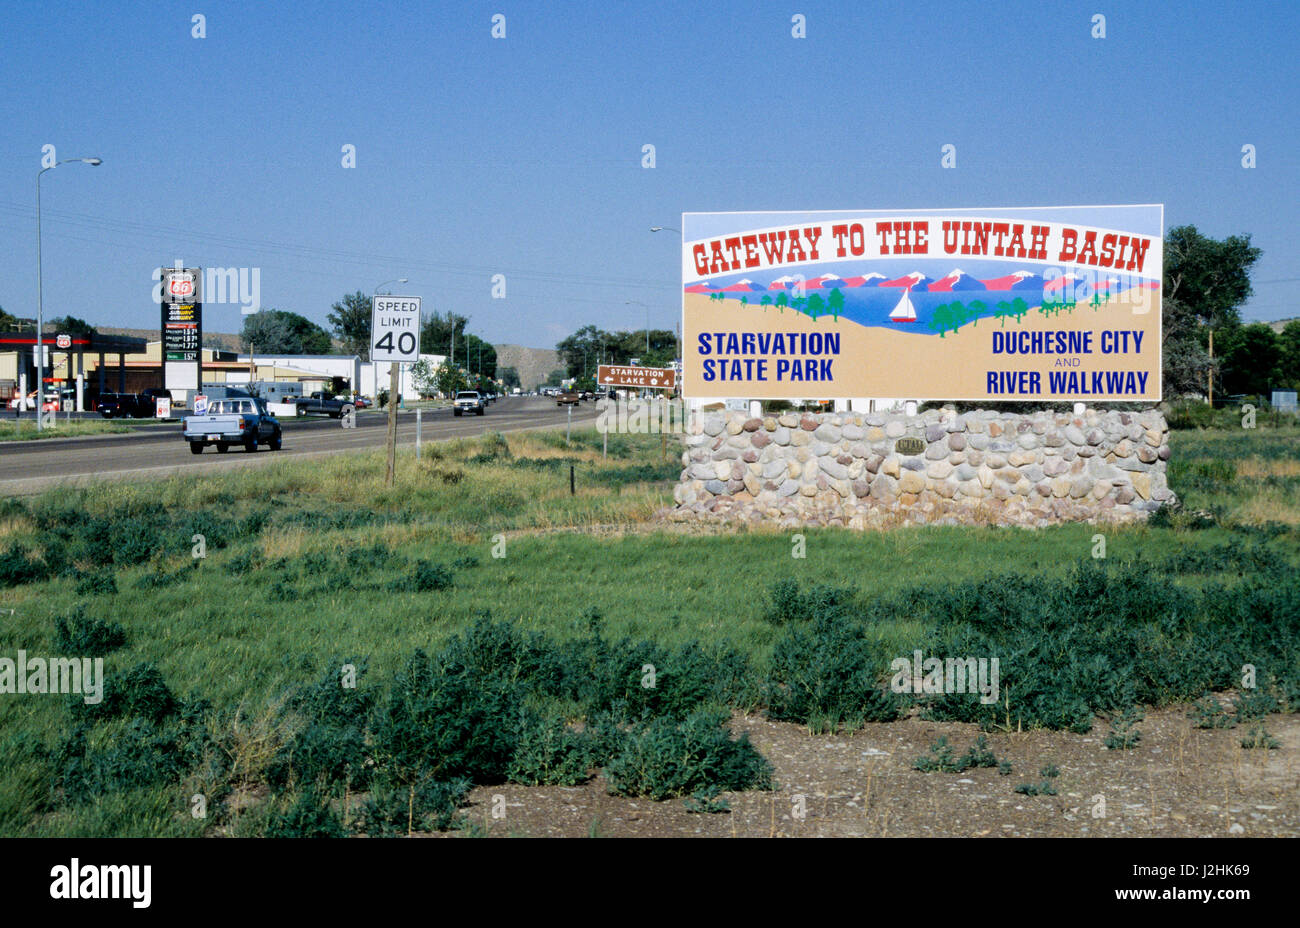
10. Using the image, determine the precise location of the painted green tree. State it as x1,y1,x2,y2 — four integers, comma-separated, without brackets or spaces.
929,303,956,337
740,295,748,307
792,296,807,314
968,299,986,326
760,293,772,312
775,291,788,313
1011,297,1029,323
950,301,969,330
806,292,825,319
827,287,844,321
1090,290,1102,310
996,300,1012,327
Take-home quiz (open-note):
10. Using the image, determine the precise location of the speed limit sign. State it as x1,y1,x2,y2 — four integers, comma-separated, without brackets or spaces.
370,296,421,362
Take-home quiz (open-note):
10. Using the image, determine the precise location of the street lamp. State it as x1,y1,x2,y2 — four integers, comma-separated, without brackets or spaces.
36,157,102,431
373,277,408,295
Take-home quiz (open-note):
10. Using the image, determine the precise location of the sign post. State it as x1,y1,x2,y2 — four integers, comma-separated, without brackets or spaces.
371,295,422,486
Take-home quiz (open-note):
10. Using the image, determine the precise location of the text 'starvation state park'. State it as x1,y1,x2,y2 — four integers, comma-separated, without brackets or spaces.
682,206,1163,401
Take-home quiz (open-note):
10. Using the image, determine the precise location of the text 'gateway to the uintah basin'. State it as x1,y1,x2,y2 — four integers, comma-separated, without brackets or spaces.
690,220,1154,276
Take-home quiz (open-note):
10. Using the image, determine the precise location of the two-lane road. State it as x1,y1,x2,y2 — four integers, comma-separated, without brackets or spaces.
0,396,601,495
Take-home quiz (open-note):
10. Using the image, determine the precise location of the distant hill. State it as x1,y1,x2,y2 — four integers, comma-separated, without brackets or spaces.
95,327,349,354
95,327,559,382
97,326,246,353
1267,318,1297,334
495,343,562,389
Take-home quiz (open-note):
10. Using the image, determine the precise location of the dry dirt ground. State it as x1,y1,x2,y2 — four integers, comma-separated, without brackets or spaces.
449,707,1299,837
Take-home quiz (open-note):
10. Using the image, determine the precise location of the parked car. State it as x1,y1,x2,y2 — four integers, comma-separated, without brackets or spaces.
96,389,172,418
182,396,282,453
350,396,372,410
453,391,486,416
286,391,355,418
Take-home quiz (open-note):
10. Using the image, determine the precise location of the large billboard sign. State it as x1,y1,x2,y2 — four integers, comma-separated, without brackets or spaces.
681,206,1162,402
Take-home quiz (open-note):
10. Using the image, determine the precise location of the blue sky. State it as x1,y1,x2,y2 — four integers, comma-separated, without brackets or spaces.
1,0,1295,349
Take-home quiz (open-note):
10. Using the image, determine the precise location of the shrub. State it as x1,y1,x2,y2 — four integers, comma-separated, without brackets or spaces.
265,788,349,838
408,560,453,592
1014,765,1060,796
1240,725,1280,750
763,579,857,625
266,661,374,795
913,735,1002,773
77,662,177,723
507,714,596,786
603,709,773,801
54,609,128,657
359,775,472,836
1104,706,1143,750
74,572,117,596
370,649,517,784
0,543,53,587
765,610,904,732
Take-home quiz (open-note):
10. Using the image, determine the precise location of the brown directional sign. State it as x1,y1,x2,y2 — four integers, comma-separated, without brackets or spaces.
598,364,676,389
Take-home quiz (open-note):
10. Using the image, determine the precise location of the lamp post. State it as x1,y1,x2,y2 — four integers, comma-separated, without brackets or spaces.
37,157,102,430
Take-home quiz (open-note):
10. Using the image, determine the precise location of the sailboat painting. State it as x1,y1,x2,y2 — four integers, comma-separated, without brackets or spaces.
887,288,918,323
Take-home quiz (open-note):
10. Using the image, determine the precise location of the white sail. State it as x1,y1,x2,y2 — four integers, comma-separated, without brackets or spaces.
889,288,917,322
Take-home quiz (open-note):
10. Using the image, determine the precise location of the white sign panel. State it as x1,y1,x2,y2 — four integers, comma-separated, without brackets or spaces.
155,397,172,418
371,296,422,363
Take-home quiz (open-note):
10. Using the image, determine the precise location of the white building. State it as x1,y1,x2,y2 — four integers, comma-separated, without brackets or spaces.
361,354,447,398
234,354,362,392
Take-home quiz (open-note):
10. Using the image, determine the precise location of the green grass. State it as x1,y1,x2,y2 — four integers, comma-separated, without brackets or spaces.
0,424,1297,836
0,419,135,441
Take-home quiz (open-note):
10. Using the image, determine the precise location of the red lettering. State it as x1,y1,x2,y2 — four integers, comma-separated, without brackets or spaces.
1057,228,1078,263
693,243,709,276
831,223,849,257
875,221,892,254
741,234,760,268
1076,231,1098,265
708,239,728,273
942,221,959,254
1099,233,1117,267
1028,225,1049,260
848,222,864,255
759,231,787,264
803,226,822,259
1006,224,1026,259
1125,236,1150,273
990,222,1010,256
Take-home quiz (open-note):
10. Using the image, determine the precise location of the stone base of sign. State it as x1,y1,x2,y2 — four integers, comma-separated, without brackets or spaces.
666,407,1174,529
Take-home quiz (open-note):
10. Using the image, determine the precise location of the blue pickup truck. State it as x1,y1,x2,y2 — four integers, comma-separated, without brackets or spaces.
182,396,283,454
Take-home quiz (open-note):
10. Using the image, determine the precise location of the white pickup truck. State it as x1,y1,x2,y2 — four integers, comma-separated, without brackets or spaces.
182,396,283,454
